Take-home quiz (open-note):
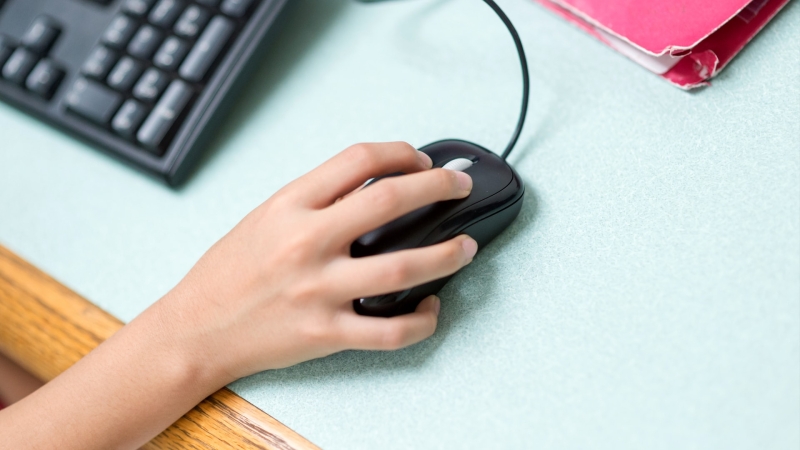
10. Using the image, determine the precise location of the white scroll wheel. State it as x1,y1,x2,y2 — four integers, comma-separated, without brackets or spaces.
442,158,474,172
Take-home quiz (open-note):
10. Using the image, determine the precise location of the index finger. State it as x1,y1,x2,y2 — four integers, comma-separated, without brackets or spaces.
287,142,433,208
323,167,473,243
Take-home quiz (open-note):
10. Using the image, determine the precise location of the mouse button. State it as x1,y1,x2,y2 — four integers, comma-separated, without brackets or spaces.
467,159,513,194
405,162,514,245
420,140,488,163
442,158,475,172
433,155,479,170
419,173,524,247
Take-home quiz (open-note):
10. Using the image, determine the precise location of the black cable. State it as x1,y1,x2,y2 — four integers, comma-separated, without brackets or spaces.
482,0,530,161
358,0,530,160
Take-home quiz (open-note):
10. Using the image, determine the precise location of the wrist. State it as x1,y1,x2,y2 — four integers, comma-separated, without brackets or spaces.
145,285,241,390
121,295,233,406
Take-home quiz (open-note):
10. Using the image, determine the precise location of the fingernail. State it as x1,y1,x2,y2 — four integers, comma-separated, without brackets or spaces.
417,151,433,169
434,297,441,316
462,238,478,260
455,171,473,192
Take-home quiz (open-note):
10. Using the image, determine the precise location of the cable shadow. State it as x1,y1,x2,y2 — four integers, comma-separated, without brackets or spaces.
394,0,455,57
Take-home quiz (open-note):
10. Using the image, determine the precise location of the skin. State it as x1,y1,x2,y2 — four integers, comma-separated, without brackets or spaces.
0,142,477,449
0,353,43,406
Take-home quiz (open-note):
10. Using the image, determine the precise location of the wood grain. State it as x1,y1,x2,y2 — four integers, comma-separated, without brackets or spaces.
0,244,318,450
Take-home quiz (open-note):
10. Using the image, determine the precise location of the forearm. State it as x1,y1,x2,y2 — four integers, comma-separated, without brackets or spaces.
0,142,468,448
0,292,229,450
0,352,43,405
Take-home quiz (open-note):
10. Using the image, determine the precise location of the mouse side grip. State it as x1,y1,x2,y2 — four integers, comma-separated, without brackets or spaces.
353,194,524,317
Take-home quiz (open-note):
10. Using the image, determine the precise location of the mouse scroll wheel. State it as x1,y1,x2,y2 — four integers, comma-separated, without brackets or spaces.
442,158,474,172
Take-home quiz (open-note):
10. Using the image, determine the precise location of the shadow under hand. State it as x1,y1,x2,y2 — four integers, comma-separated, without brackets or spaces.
435,185,540,336
242,186,540,388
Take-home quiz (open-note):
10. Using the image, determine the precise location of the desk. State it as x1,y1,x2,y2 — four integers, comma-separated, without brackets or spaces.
1,0,798,449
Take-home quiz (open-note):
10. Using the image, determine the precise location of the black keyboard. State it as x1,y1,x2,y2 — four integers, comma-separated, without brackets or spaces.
0,0,286,185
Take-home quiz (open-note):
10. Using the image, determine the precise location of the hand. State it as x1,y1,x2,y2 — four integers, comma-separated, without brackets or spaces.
0,142,478,450
162,142,478,381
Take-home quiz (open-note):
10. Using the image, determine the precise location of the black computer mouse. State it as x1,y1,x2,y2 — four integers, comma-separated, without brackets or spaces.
351,139,525,317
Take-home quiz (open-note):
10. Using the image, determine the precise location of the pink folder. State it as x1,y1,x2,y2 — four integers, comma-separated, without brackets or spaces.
535,0,791,89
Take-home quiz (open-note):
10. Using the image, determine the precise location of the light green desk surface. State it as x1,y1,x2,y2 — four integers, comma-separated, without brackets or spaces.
1,0,798,448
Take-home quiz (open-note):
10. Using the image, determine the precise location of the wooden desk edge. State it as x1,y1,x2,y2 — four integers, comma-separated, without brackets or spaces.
0,245,318,450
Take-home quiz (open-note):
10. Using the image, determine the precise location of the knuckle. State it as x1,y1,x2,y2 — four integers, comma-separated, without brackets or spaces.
250,190,291,222
385,260,413,286
289,233,315,254
267,188,296,210
287,279,323,305
299,315,332,344
280,229,321,264
345,143,379,171
367,182,401,211
394,142,418,163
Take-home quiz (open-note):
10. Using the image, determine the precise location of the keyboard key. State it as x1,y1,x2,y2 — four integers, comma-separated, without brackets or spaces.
148,0,186,29
123,0,157,17
65,78,123,124
102,15,138,49
82,46,118,79
21,16,61,54
178,16,233,82
195,0,220,6
25,59,65,99
174,5,211,39
153,36,189,71
137,80,192,149
221,0,255,18
127,25,163,59
0,35,13,67
112,99,149,138
133,67,169,102
2,48,38,84
107,56,144,91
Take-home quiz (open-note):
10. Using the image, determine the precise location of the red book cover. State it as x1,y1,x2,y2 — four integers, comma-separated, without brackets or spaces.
535,0,790,88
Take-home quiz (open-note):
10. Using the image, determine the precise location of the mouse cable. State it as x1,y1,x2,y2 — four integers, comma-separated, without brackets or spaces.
357,0,530,160
482,0,531,161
